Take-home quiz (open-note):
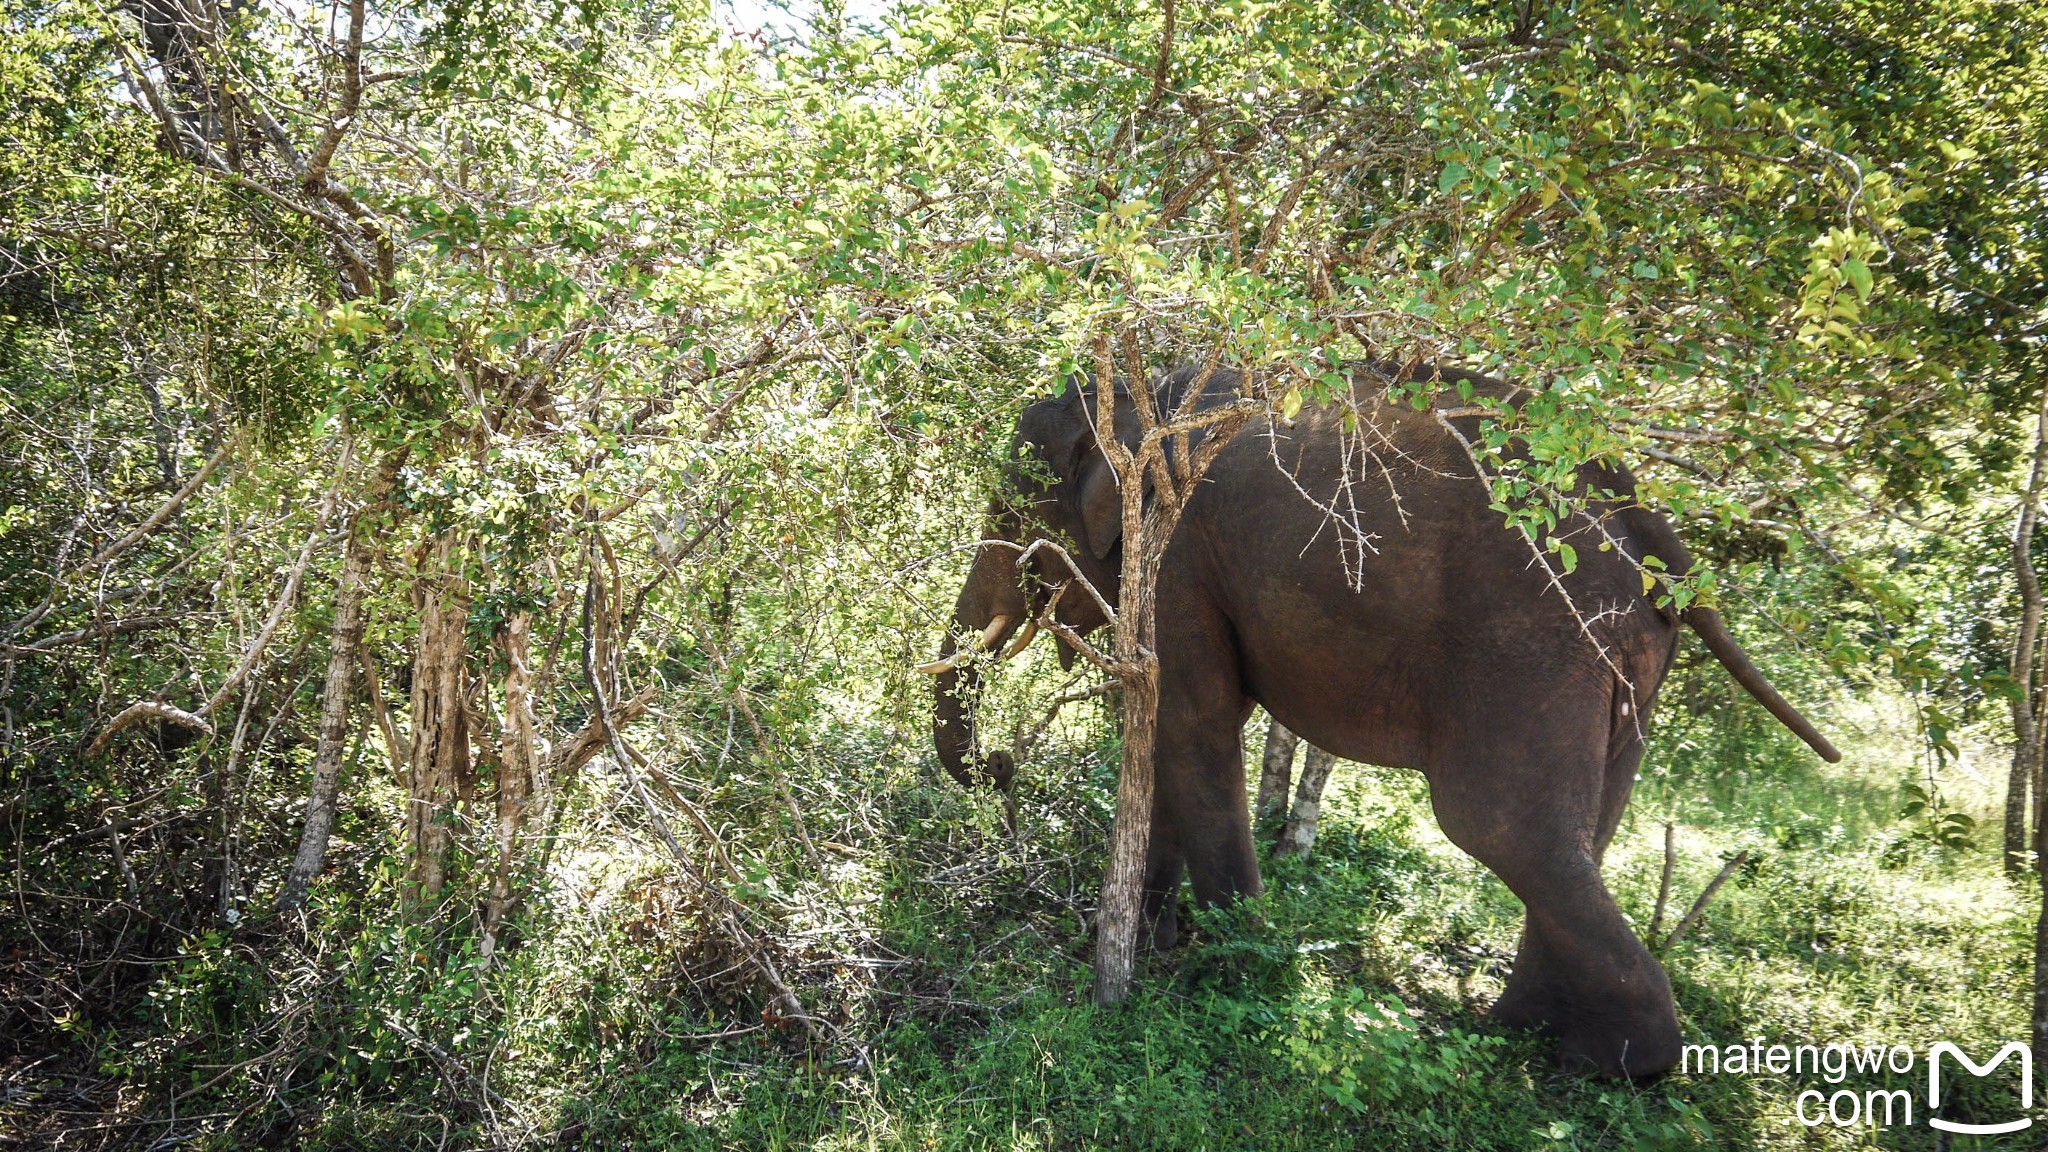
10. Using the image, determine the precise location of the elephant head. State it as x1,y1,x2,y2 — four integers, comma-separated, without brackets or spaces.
924,379,1137,790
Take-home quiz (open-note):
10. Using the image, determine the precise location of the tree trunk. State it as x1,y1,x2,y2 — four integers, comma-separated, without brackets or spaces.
1255,717,1298,841
2036,890,2048,1098
1092,483,1160,1004
279,449,404,911
1092,646,1158,1005
2037,766,2048,1087
481,611,538,961
1277,746,1337,858
2006,393,2048,874
1091,332,1160,1008
2025,389,2048,1083
213,682,259,918
405,536,471,908
1085,333,1257,1006
278,532,373,909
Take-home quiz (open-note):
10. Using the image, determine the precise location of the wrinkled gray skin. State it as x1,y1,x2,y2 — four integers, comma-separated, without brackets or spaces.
931,362,1838,1078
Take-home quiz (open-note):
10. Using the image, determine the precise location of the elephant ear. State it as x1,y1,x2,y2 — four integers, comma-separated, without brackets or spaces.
1051,377,1127,561
1075,453,1122,560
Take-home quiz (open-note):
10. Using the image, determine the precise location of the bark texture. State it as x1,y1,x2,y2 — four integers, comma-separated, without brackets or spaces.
1255,717,1298,839
2036,885,2048,1089
1091,647,1158,1005
2006,392,2048,872
279,450,404,910
405,536,472,907
481,611,538,959
1277,746,1337,858
1088,339,1255,1006
1091,333,1159,1008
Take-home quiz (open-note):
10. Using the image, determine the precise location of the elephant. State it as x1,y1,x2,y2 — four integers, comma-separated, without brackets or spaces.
923,360,1839,1078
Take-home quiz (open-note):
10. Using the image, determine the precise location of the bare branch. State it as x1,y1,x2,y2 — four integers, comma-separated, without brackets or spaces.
5,615,183,655
303,0,367,187
87,441,230,568
86,701,214,757
1659,851,1751,952
1649,821,1676,941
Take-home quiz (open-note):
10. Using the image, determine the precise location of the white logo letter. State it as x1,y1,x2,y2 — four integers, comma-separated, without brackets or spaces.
1927,1042,2032,1136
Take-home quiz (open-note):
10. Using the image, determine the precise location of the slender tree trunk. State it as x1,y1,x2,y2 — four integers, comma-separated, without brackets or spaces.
361,647,409,778
1277,746,1337,858
279,450,404,911
2023,389,2048,1083
481,611,538,961
1086,333,1257,1006
213,681,259,918
1092,332,1160,1008
278,542,370,908
2037,761,2048,1085
1255,717,1297,840
1091,452,1160,1004
1092,615,1158,1005
2006,392,2048,873
405,535,471,908
2036,898,2048,1098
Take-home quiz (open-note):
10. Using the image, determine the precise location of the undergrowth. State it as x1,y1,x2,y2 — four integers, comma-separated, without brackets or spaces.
6,698,2038,1150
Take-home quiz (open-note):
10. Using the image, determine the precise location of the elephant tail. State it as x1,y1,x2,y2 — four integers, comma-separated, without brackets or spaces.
1620,503,1843,764
1683,606,1842,763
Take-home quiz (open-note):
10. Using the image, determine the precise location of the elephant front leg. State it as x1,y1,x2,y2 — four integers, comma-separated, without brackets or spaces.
1151,603,1260,922
1156,715,1263,911
1140,825,1186,951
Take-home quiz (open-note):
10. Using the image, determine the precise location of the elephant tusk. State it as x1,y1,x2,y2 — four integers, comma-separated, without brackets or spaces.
916,615,1015,675
999,618,1039,661
979,615,1014,649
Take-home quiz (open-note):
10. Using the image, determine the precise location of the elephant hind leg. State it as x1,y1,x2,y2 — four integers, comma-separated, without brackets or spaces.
1485,875,1679,1078
1427,754,1680,1078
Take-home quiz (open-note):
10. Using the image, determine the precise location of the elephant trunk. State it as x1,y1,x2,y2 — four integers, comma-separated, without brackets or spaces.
934,653,1013,791
930,538,1025,790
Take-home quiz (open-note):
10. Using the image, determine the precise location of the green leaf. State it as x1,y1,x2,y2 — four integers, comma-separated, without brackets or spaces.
1841,257,1872,302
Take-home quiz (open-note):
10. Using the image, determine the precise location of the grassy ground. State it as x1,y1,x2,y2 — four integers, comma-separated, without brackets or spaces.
18,694,2039,1150
498,758,2033,1150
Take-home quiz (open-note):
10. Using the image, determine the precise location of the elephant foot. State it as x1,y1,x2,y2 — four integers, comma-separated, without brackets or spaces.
1139,900,1180,952
1490,977,1680,1079
1485,979,1552,1032
1558,1020,1680,1080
